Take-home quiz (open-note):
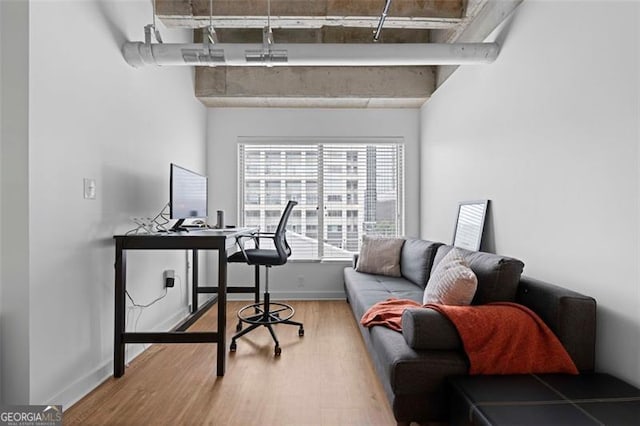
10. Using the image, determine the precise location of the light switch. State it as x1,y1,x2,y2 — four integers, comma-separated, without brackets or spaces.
83,178,96,200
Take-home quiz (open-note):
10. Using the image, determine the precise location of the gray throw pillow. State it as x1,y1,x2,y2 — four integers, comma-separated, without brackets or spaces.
423,248,477,305
356,236,404,277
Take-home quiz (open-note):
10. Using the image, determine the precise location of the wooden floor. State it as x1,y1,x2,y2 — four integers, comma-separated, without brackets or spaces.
64,300,396,425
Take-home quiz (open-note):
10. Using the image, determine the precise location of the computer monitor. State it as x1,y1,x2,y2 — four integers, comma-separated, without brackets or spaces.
169,163,208,231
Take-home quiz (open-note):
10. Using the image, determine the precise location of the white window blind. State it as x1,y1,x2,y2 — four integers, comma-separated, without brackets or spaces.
238,143,404,260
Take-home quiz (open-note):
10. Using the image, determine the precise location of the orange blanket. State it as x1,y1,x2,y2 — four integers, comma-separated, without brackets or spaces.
360,298,423,331
360,299,578,375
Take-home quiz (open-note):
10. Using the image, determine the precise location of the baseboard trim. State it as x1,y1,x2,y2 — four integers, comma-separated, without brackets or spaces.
55,306,194,410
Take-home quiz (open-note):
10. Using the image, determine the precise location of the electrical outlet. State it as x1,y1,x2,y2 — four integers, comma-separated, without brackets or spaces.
164,270,175,288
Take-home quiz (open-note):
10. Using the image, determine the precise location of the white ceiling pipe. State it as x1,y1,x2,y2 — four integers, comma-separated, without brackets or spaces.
123,42,499,68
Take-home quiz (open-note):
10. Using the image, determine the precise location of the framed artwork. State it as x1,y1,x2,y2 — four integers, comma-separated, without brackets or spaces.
452,200,489,251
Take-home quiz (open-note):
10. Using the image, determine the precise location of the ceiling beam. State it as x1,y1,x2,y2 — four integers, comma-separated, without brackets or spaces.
158,15,461,30
157,0,464,29
195,66,434,108
193,26,430,44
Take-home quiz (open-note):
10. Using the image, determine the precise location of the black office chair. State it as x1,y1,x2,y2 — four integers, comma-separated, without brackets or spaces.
228,200,304,356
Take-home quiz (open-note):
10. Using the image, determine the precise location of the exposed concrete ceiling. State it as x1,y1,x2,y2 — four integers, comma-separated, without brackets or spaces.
156,0,464,29
196,66,433,108
155,0,520,108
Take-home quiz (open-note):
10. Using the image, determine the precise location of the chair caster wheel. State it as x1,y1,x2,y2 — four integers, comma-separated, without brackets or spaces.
230,341,237,352
236,322,243,332
299,328,304,337
274,346,281,356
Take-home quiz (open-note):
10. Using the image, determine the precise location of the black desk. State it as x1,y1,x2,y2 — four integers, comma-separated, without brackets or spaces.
113,227,258,377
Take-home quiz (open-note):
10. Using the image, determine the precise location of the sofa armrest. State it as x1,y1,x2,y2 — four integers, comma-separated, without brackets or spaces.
516,276,596,372
401,308,463,350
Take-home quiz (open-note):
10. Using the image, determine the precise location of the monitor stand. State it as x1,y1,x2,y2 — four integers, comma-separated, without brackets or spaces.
169,219,189,232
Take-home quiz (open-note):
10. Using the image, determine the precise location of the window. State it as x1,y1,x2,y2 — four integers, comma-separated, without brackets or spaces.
265,180,281,205
326,225,343,248
265,151,281,175
245,181,261,205
246,151,262,174
305,224,318,239
285,151,302,173
326,151,344,174
239,143,404,260
346,180,358,205
346,151,358,175
305,181,318,204
286,180,302,202
244,210,261,228
264,209,281,233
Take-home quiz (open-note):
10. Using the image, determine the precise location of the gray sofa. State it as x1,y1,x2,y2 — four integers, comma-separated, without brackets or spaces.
343,239,597,425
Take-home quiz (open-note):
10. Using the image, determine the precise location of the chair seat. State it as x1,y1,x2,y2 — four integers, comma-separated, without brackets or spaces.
228,248,287,266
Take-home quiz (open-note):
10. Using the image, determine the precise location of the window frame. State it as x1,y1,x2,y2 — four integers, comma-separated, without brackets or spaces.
238,137,405,261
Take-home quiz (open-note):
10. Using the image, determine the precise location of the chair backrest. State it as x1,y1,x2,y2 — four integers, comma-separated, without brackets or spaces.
273,200,298,264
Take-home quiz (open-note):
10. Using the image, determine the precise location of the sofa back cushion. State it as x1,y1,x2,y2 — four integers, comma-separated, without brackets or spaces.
400,239,443,288
432,245,524,304
356,236,405,277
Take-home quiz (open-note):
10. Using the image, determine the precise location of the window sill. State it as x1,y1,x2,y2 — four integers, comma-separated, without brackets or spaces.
321,258,352,264
288,258,352,264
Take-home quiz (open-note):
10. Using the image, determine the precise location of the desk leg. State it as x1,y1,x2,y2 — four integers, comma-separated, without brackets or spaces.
217,250,227,376
114,242,126,377
191,249,198,313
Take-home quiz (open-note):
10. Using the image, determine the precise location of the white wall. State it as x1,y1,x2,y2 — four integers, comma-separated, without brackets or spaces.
420,0,640,386
207,108,420,299
1,0,31,405
4,0,207,407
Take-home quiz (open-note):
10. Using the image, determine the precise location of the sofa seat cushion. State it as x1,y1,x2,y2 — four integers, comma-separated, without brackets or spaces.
345,266,469,397
433,246,524,304
344,267,423,320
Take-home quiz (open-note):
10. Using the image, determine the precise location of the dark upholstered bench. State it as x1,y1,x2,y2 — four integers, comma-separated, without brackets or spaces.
448,373,640,425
